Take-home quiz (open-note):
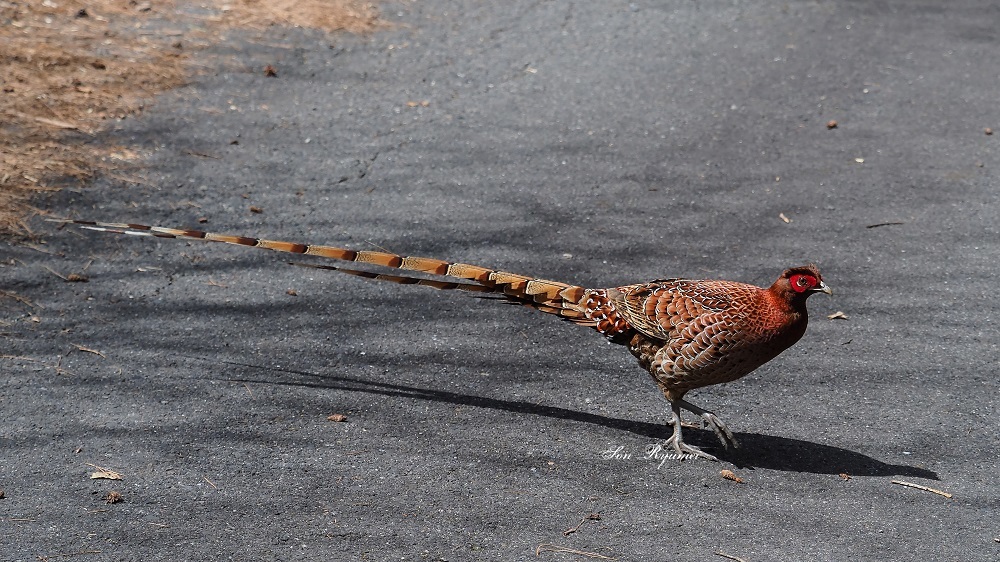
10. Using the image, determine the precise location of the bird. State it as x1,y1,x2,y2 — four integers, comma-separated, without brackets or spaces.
56,219,831,461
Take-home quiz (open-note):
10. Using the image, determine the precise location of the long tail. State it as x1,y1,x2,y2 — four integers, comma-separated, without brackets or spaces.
55,219,594,323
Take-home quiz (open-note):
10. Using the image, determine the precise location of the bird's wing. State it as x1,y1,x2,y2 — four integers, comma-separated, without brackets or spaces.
615,279,749,342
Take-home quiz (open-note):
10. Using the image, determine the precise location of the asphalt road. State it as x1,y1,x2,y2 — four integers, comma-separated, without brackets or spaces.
3,1,998,560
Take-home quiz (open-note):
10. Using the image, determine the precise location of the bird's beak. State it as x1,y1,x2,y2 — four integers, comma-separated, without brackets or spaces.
816,281,833,295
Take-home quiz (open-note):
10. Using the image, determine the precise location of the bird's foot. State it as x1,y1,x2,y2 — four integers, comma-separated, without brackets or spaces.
663,432,720,462
699,412,739,449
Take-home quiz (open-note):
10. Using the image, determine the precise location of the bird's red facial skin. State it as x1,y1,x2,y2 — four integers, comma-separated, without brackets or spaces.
790,274,818,293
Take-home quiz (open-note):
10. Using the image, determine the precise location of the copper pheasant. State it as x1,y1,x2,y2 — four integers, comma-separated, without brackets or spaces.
59,220,831,461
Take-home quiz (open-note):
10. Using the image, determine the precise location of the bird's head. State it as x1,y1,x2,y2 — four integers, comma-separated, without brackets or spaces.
774,265,832,302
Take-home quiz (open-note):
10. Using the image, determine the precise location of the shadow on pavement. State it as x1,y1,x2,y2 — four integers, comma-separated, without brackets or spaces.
205,356,937,480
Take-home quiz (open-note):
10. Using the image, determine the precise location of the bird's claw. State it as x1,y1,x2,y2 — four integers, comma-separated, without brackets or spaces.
700,412,739,449
663,433,720,462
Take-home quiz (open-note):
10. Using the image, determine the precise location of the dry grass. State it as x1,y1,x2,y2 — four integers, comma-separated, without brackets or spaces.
0,0,380,236
223,0,381,33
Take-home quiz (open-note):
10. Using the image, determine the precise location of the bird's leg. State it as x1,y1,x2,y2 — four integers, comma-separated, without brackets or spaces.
676,398,738,449
663,401,720,462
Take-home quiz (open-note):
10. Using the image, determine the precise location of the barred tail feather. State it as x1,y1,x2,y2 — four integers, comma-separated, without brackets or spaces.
55,219,593,323
290,262,592,323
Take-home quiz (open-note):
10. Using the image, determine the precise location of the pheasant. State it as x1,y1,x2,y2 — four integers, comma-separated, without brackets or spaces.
57,219,831,461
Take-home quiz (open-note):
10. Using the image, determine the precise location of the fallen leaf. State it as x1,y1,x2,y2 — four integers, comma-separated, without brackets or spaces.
827,311,849,320
720,469,743,483
104,491,123,504
86,463,121,480
327,414,348,422
839,473,851,481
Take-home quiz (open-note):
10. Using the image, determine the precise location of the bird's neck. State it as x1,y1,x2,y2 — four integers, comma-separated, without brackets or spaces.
761,287,809,333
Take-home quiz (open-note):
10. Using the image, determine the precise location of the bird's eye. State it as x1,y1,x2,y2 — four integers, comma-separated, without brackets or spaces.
790,274,816,293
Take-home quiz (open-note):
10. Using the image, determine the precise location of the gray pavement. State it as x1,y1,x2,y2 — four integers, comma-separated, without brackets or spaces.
3,1,998,560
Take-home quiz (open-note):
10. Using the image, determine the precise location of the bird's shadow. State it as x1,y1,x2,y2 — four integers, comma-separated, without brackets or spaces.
203,356,936,479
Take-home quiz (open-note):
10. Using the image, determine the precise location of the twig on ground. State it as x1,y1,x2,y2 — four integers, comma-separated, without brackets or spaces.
563,512,601,536
42,265,69,281
53,355,76,377
21,243,59,256
0,290,36,308
891,480,953,498
2,355,77,376
70,344,105,358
